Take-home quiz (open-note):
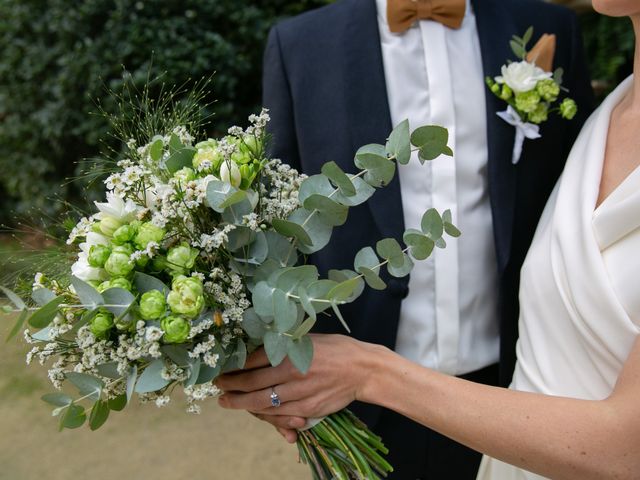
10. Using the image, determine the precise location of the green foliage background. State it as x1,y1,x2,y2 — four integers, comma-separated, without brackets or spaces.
0,1,634,224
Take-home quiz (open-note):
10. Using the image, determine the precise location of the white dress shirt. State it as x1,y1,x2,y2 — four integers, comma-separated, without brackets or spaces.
376,0,499,375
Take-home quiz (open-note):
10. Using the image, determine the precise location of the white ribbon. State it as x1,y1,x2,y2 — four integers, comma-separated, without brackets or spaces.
298,416,325,432
496,106,541,164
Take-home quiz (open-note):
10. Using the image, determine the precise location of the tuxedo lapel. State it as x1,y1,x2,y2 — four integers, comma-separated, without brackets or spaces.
472,0,518,272
343,0,403,241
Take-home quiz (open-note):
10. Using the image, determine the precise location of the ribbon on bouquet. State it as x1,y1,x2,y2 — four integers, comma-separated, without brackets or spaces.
497,106,541,164
299,416,325,431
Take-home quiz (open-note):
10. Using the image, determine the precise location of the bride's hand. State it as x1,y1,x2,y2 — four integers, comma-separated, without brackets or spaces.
216,334,386,435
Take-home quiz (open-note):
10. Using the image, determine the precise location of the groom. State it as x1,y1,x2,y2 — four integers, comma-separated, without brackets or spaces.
255,0,593,477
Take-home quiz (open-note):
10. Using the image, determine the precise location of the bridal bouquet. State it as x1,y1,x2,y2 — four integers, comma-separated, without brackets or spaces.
1,87,458,480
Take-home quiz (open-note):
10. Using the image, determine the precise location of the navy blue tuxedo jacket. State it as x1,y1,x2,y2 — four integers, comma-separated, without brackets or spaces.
262,0,593,425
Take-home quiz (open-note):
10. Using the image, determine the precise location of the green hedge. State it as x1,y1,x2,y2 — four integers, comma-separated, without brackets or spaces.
0,2,634,224
0,0,329,223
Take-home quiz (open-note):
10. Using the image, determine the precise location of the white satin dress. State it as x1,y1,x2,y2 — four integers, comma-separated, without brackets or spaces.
477,76,640,479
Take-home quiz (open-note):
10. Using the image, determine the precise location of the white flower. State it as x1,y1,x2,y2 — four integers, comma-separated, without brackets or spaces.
495,61,552,93
71,252,107,282
219,161,242,188
94,193,140,222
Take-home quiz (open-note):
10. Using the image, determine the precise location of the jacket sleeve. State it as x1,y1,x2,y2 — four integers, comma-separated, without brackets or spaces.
262,25,302,171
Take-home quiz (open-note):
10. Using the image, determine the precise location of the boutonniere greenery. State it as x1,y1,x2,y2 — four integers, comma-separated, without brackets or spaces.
485,27,578,164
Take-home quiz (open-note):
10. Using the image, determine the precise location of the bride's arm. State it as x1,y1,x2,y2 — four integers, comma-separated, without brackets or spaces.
217,334,640,480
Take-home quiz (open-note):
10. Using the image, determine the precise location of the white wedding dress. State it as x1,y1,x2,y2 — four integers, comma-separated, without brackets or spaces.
477,76,640,479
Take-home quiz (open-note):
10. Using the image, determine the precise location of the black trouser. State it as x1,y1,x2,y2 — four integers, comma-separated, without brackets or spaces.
373,363,499,480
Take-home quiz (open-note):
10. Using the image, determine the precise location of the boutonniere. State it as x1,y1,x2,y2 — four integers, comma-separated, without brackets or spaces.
486,27,578,164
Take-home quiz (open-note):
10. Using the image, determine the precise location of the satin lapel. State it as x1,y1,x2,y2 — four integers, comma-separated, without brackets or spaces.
343,0,402,240
472,0,518,272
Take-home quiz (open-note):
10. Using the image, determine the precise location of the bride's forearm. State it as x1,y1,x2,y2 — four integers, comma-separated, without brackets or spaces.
359,347,639,480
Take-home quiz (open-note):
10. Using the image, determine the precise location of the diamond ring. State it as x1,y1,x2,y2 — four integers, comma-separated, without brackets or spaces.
270,387,281,408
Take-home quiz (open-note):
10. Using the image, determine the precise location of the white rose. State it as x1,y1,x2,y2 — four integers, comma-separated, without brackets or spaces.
220,161,242,188
495,61,552,94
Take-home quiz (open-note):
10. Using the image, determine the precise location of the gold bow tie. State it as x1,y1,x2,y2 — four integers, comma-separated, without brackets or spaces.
387,0,466,33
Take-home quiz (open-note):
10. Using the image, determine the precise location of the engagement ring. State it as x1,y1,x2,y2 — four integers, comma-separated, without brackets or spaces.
270,387,281,408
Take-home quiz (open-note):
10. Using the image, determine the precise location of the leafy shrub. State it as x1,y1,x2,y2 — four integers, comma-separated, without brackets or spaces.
0,0,329,223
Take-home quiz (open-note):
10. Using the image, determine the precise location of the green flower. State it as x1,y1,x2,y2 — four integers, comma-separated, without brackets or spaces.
560,98,577,120
500,84,513,101
88,244,111,268
90,310,114,339
166,242,199,274
193,140,223,171
167,275,205,318
536,79,560,102
515,90,541,114
134,222,165,250
239,163,259,189
97,277,133,293
529,103,549,124
112,224,138,245
104,245,134,277
99,216,122,237
174,167,196,187
161,315,191,344
139,290,167,320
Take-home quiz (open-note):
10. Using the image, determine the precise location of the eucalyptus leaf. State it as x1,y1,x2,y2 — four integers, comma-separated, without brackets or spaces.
95,362,120,379
272,218,312,246
435,237,447,249
135,359,170,393
101,288,135,317
328,269,365,302
126,365,137,402
206,180,236,213
0,286,26,310
298,174,335,205
89,399,110,430
241,308,269,339
165,147,196,174
185,359,201,387
289,208,333,255
196,363,222,385
66,372,104,401
263,331,290,366
42,393,73,407
252,281,276,318
305,280,339,314
354,144,396,187
108,394,127,411
71,276,104,309
403,229,435,260
333,177,376,207
386,119,411,165
387,252,415,278
330,302,351,333
275,265,318,293
358,267,387,290
149,136,164,162
421,208,444,240
133,272,169,296
222,198,254,224
326,277,362,303
287,336,314,374
303,194,348,227
31,325,53,341
265,231,297,267
522,26,534,47
219,189,247,209
321,162,356,197
292,317,316,340
376,238,405,268
60,404,86,430
354,247,380,273
243,231,269,264
162,345,191,367
226,226,254,252
32,288,56,307
168,133,184,153
28,296,65,329
297,287,316,321
411,126,450,162
273,289,297,333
